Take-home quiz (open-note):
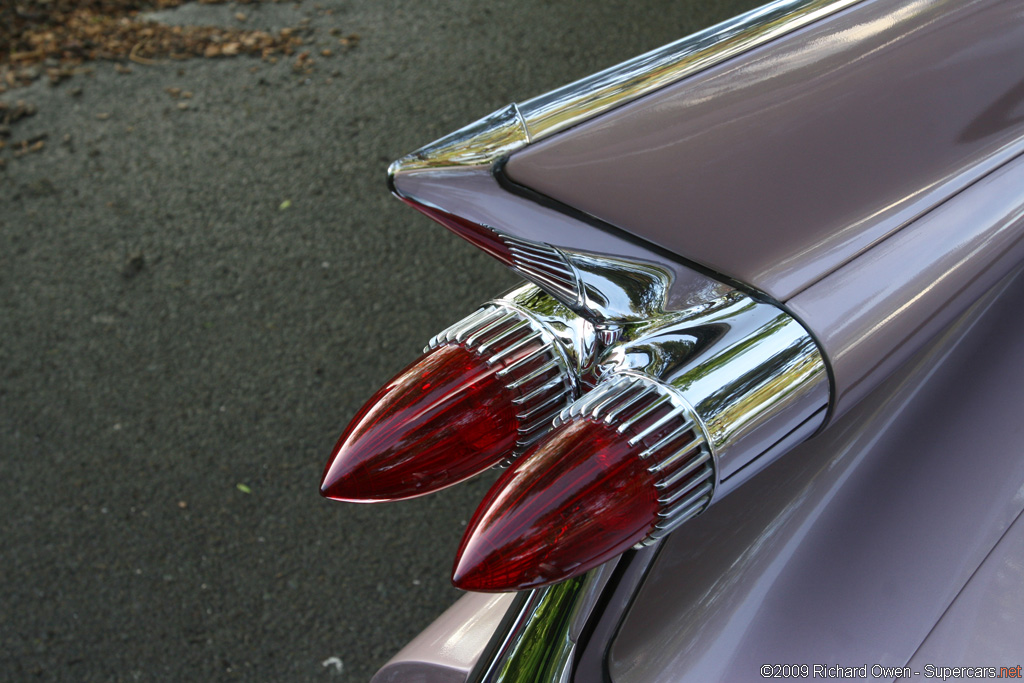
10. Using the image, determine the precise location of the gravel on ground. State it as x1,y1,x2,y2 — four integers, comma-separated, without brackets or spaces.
0,1,764,679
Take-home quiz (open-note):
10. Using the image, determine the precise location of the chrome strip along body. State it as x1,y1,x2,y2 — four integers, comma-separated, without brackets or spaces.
518,0,863,144
389,0,864,174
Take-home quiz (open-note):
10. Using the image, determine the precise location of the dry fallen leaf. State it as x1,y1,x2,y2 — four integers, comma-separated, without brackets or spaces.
1,0,318,80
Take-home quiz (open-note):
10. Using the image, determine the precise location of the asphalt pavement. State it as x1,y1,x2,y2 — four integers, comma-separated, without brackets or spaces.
1,0,761,679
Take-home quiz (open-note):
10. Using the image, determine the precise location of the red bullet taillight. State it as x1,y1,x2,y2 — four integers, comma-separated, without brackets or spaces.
376,103,833,597
453,373,714,591
321,299,578,502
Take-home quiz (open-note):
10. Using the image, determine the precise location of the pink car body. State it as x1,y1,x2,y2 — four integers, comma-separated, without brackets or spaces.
332,0,1024,679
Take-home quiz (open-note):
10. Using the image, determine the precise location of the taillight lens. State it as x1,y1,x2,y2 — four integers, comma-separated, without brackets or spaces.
320,304,575,502
453,374,714,591
399,200,516,265
400,199,582,311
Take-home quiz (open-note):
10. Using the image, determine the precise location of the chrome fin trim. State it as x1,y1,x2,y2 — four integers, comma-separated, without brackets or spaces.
518,0,864,143
389,104,529,176
390,0,864,177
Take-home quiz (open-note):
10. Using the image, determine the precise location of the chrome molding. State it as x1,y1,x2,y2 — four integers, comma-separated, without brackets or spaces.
501,235,581,310
518,0,863,142
500,226,686,323
554,373,716,544
426,285,595,456
390,0,863,176
503,231,683,323
467,563,618,683
568,251,682,322
600,290,829,485
389,104,529,175
494,283,599,384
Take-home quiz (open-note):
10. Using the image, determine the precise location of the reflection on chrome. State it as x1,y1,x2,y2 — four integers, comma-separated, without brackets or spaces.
388,105,528,176
467,563,617,683
513,242,680,323
569,252,677,322
390,0,864,177
489,283,598,387
600,290,829,485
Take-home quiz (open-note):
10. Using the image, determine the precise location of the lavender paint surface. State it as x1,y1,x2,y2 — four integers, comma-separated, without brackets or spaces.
370,592,514,683
378,1,1024,677
789,151,1024,418
609,269,1024,680
905,509,1024,667
505,0,1024,301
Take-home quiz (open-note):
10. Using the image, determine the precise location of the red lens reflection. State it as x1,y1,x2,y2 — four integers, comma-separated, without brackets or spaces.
452,418,659,592
320,344,520,502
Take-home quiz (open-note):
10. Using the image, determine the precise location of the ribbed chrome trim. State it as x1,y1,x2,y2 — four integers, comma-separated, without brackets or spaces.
553,372,716,545
501,235,582,308
599,289,830,483
426,302,576,458
389,0,863,175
